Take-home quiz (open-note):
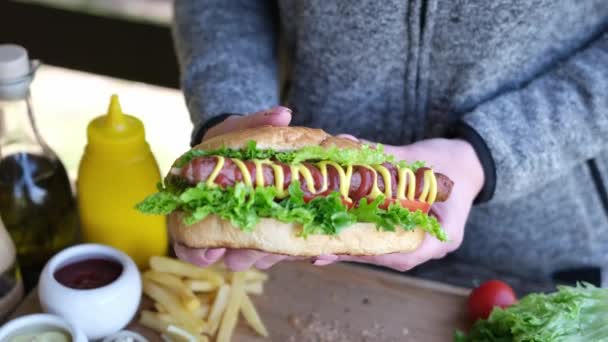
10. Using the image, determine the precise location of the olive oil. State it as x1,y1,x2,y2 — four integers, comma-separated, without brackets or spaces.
0,45,80,290
0,152,78,289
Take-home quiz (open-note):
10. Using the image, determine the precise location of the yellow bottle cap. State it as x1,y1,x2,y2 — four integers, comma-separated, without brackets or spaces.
86,94,149,157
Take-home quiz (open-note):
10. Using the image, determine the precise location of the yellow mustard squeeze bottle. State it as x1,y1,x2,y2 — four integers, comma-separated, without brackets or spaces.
77,95,167,268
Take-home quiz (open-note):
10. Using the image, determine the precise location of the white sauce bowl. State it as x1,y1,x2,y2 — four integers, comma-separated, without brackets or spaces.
38,244,142,340
0,313,88,342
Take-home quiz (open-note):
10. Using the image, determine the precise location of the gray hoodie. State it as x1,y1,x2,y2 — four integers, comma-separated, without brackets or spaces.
172,0,608,293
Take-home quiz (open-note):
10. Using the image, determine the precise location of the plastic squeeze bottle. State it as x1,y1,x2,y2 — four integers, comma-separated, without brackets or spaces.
77,95,167,268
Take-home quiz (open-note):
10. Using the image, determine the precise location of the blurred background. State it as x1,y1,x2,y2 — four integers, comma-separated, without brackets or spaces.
0,0,188,177
18,0,173,25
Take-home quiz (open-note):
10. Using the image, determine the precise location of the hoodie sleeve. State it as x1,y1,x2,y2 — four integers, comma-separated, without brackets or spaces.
172,0,280,145
459,30,608,204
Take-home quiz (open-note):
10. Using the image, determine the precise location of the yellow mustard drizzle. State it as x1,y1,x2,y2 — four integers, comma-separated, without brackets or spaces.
290,164,317,194
231,158,252,186
250,159,287,197
253,160,266,188
397,167,416,200
202,157,438,204
357,165,382,199
269,163,287,198
316,162,329,193
321,161,352,199
419,171,431,202
417,169,438,205
373,165,393,198
205,156,225,187
426,169,438,204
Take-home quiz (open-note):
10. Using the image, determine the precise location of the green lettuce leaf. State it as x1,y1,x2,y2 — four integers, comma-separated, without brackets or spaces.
135,191,179,215
350,197,447,241
136,181,446,241
175,140,424,170
455,283,608,342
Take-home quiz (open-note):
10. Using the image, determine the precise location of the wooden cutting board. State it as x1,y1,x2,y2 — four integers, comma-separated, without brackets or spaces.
11,262,470,341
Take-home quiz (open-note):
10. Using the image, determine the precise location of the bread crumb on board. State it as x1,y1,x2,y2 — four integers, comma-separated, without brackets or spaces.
286,313,402,342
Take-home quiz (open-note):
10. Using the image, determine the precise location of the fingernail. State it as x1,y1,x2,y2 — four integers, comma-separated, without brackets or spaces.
172,244,189,261
262,106,291,116
277,106,292,113
312,254,338,266
269,107,291,117
336,134,359,142
203,248,225,260
313,259,334,266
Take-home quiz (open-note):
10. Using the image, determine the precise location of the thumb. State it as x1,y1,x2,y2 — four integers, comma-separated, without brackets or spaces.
204,106,292,140
237,106,292,129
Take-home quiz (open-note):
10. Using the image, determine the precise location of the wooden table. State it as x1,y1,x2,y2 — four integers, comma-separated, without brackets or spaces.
10,262,469,342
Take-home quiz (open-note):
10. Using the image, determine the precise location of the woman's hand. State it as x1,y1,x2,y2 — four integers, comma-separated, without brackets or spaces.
312,137,485,271
174,245,302,271
202,106,292,140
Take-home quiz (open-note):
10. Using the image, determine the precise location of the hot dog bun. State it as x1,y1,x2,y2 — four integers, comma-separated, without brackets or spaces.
169,212,425,256
193,125,361,153
169,126,427,256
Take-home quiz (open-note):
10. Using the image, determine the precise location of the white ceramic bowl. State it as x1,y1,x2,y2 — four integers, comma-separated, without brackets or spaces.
0,313,88,342
38,244,142,340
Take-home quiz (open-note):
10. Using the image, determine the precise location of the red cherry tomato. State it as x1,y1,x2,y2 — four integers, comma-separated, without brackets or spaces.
378,198,431,213
467,280,517,321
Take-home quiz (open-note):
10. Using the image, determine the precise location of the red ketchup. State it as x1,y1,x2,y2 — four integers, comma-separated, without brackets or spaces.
54,258,123,290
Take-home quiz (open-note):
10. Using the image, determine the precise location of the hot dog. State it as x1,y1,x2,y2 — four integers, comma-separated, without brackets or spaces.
173,157,453,203
138,126,454,257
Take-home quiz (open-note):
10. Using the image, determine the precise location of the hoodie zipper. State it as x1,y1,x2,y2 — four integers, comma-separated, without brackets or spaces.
415,0,437,140
402,0,437,142
588,159,608,218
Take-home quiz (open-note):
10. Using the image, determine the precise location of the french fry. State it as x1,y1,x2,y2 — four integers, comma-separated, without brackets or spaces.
244,281,264,295
142,311,202,342
140,310,170,334
157,312,176,324
143,256,269,342
217,272,246,342
211,261,227,270
145,270,201,311
185,279,216,292
167,325,203,342
206,284,231,335
155,302,168,313
196,293,213,305
143,280,202,333
161,332,207,342
240,292,269,337
244,269,269,282
193,304,209,319
144,270,183,288
150,256,224,286
205,262,227,275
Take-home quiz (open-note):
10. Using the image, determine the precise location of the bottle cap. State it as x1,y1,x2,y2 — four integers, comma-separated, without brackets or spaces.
86,95,149,157
0,44,36,100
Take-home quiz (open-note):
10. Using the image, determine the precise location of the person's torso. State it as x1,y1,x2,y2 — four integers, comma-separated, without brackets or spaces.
277,0,608,287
